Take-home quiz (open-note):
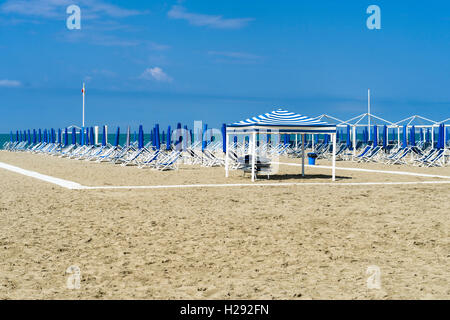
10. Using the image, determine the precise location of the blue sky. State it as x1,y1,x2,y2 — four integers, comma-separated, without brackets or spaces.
0,0,449,132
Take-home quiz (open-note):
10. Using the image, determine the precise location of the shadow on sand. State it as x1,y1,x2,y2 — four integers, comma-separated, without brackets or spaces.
254,173,352,181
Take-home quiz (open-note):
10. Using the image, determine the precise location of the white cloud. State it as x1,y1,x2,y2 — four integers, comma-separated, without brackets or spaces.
0,79,22,87
168,5,253,29
208,51,261,60
140,67,172,82
0,0,146,19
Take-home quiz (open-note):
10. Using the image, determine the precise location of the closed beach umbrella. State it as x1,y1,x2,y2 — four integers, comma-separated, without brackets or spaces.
72,128,76,145
419,128,424,142
64,128,68,146
202,123,207,151
441,124,445,148
445,127,448,145
373,125,378,146
426,128,430,143
166,125,171,150
10,131,13,143
138,125,144,149
80,128,84,146
176,122,182,151
346,125,351,148
410,126,416,146
58,128,62,145
84,128,88,145
324,134,329,144
126,126,130,147
222,123,226,153
33,129,37,144
43,129,47,143
114,127,120,147
382,125,387,148
16,130,19,142
39,129,42,143
183,125,188,149
436,125,441,149
155,124,161,150
402,125,408,148
102,125,106,147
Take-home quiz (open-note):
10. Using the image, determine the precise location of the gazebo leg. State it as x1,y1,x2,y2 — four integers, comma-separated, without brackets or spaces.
225,132,229,177
332,133,336,181
251,132,256,182
301,133,305,177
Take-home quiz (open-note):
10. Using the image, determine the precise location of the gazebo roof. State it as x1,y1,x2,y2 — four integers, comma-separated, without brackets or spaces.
227,109,336,133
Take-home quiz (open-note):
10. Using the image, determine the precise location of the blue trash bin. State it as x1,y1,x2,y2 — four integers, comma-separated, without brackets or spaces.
307,152,317,165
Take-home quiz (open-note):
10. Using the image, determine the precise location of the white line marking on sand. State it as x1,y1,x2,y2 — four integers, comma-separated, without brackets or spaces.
0,162,84,190
1,161,450,190
83,180,450,190
273,162,450,179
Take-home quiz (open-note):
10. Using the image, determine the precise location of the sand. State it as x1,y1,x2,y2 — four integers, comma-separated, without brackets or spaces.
0,151,449,299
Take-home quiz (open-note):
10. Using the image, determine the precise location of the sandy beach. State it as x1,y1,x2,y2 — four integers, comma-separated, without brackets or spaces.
0,151,449,299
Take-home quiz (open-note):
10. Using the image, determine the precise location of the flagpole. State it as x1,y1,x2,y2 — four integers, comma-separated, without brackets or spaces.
82,83,85,127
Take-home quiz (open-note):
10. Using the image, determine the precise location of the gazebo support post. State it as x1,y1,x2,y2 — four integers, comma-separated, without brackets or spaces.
332,133,336,181
301,133,305,177
251,131,256,182
431,126,434,147
352,126,356,158
225,131,229,178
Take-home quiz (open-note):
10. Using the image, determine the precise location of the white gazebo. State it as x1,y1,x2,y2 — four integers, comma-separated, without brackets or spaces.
225,109,338,181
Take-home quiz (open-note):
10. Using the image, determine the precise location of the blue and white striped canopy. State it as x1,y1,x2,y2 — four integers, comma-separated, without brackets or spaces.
227,109,336,133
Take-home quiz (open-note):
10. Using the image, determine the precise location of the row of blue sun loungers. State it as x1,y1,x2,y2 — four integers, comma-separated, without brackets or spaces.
3,138,449,169
3,140,182,171
352,144,448,167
